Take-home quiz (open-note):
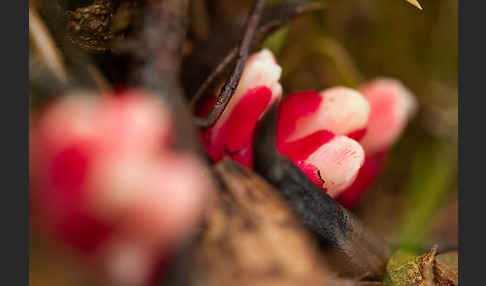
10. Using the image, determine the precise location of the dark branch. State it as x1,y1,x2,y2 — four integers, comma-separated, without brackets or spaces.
186,1,325,110
252,103,390,278
129,0,200,152
193,0,266,128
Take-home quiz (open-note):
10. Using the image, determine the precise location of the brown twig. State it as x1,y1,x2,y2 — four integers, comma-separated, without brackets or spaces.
189,49,235,110
193,0,266,128
128,0,201,152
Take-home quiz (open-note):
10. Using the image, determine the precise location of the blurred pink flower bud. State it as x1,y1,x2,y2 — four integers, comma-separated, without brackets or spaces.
277,88,369,196
30,90,212,285
196,49,282,167
98,90,173,156
337,78,417,208
358,78,417,155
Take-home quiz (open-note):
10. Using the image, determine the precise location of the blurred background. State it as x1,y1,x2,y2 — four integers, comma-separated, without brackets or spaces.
30,0,458,285
262,0,458,253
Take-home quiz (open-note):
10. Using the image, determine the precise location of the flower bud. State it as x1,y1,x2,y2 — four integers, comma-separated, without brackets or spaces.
358,78,417,155
299,136,365,197
197,49,283,167
30,90,212,284
337,78,417,208
276,87,369,197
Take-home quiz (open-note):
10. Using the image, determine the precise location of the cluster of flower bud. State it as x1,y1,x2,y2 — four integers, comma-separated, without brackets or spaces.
196,49,416,207
29,48,416,285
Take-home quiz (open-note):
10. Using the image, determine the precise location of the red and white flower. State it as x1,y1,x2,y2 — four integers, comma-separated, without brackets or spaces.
194,49,417,207
30,90,212,285
196,49,283,168
276,87,369,197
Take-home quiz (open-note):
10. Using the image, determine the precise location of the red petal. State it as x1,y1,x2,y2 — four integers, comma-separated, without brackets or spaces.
336,150,388,209
56,209,115,256
278,130,334,162
194,93,217,118
277,90,322,143
295,161,327,191
203,86,273,167
50,143,93,193
347,128,367,141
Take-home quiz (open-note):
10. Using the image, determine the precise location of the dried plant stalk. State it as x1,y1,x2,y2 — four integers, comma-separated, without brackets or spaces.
193,0,266,128
29,5,67,81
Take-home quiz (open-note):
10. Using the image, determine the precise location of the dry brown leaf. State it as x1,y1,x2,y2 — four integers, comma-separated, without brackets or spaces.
385,246,438,286
64,0,115,52
417,246,437,286
406,0,423,10
385,247,458,286
434,251,458,286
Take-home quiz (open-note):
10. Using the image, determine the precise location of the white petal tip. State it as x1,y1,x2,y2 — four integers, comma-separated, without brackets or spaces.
306,136,365,197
